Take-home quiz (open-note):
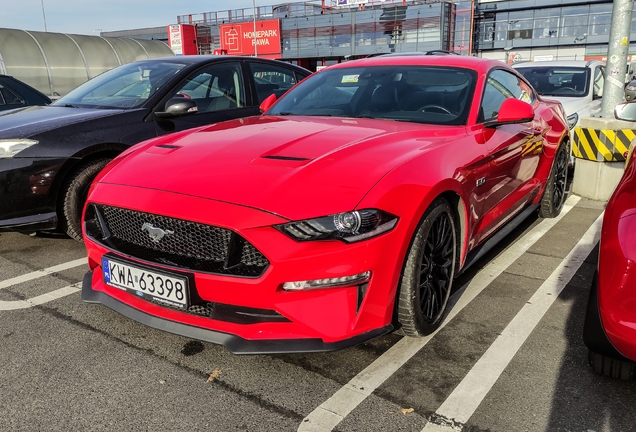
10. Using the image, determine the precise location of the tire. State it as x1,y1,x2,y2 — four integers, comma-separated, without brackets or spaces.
397,197,457,337
588,350,635,381
60,158,111,241
539,141,569,218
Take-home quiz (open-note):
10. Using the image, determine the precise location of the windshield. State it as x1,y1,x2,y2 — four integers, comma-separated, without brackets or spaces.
54,61,187,109
515,66,589,97
268,65,477,126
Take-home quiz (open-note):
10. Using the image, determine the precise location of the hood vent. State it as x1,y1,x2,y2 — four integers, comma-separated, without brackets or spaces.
145,144,182,155
261,155,310,161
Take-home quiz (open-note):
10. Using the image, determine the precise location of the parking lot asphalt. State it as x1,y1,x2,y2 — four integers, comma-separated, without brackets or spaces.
1,195,635,432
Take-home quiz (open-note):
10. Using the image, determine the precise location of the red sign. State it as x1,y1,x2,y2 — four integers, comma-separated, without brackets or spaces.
167,24,198,55
219,19,281,57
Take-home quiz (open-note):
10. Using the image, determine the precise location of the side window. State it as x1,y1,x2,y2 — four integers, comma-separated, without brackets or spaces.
593,66,604,98
171,62,244,113
479,69,533,122
0,84,24,106
248,62,298,103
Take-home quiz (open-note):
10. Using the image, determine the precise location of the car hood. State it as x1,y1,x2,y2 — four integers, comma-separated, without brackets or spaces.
0,105,125,138
99,116,462,220
543,97,590,116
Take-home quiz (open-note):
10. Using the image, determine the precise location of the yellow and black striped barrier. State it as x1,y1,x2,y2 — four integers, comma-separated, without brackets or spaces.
572,127,636,162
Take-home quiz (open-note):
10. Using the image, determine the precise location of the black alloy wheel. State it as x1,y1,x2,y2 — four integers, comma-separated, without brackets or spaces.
418,212,455,322
552,144,568,210
539,142,569,218
397,197,457,337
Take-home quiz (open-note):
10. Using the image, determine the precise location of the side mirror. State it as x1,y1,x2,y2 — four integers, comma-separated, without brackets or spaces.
155,97,198,119
485,98,534,128
259,94,277,113
615,101,636,122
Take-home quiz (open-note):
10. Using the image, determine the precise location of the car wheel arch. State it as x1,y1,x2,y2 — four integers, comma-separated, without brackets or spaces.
50,145,125,228
388,187,468,327
51,145,125,198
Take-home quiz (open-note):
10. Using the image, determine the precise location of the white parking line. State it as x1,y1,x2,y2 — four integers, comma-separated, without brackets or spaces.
422,213,602,431
0,283,81,310
297,195,581,432
0,258,86,290
0,258,86,310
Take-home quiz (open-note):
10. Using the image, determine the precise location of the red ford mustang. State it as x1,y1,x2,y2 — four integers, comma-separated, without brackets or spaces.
81,54,569,353
584,102,636,380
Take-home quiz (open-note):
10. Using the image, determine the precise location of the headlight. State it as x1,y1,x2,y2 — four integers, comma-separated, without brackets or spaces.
628,86,636,91
566,113,578,130
0,139,38,157
276,209,398,243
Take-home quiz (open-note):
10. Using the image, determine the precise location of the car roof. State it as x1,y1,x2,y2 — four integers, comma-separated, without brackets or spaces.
513,60,603,69
329,53,495,73
137,55,305,67
129,55,310,75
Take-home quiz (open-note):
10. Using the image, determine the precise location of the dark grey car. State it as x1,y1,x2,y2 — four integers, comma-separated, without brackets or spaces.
626,79,636,101
0,75,52,111
0,56,309,240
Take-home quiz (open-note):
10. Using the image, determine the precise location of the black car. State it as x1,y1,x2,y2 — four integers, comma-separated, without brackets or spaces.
0,56,310,240
0,75,52,111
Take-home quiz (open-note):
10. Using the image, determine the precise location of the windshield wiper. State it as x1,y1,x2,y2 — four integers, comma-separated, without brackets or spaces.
61,104,78,108
277,112,297,116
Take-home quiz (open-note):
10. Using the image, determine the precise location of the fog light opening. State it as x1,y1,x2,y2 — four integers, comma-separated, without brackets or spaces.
282,271,371,291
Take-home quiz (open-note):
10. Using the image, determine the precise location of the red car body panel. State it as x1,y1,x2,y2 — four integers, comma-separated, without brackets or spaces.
594,157,636,361
82,55,569,353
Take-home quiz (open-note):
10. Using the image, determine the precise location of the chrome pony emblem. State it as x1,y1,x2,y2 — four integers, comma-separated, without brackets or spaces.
141,222,174,243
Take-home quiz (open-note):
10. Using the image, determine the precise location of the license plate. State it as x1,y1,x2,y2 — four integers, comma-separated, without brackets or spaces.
102,257,189,309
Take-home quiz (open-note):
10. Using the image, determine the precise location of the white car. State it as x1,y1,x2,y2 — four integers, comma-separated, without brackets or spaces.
513,60,605,131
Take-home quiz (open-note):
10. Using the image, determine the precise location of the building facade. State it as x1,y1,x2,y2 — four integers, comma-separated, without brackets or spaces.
103,0,636,70
474,0,632,64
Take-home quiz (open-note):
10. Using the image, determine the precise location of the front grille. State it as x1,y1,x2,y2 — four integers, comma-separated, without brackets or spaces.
85,204,269,277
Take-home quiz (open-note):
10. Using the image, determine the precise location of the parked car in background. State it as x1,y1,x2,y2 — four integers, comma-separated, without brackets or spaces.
513,60,605,165
584,101,636,380
625,78,636,101
81,54,570,354
0,75,51,111
0,56,310,241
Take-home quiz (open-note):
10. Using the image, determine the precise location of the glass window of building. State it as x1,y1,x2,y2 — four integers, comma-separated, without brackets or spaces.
494,12,508,41
480,21,495,42
533,8,560,39
588,4,612,37
507,11,533,40
561,6,590,39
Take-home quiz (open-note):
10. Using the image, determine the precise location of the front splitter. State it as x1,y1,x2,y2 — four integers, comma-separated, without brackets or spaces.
81,270,393,354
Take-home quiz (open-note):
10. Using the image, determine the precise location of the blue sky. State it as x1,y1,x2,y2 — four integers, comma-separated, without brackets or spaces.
0,0,286,35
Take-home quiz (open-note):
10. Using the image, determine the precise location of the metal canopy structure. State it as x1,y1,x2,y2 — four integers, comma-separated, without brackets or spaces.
0,28,173,97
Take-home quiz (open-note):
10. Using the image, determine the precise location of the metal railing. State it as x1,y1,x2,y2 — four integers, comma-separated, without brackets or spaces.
177,0,432,26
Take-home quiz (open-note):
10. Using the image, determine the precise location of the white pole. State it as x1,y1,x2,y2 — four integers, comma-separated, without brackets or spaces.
253,0,258,57
40,0,47,32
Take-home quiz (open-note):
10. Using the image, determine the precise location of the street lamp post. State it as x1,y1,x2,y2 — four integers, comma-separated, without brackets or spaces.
253,0,258,57
40,0,47,32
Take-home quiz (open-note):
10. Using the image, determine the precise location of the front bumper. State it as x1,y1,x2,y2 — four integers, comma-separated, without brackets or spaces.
82,271,392,354
83,183,409,352
0,157,67,231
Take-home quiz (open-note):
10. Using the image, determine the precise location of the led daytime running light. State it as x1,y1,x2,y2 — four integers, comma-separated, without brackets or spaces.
282,271,371,291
